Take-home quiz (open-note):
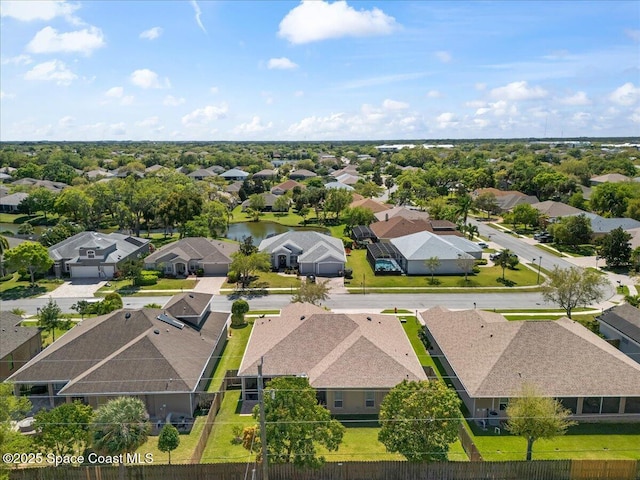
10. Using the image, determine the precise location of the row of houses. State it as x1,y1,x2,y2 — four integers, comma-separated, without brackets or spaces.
6,300,640,425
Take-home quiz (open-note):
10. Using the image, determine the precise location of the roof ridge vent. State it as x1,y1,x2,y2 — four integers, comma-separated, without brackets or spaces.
157,313,185,330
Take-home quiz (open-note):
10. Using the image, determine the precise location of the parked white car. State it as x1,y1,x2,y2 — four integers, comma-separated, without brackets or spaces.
477,241,489,249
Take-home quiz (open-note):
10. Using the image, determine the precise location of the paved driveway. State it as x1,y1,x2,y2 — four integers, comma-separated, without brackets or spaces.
192,276,227,294
41,279,107,299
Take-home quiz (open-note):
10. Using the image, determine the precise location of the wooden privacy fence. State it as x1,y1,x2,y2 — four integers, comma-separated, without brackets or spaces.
457,423,483,462
189,390,224,464
9,460,640,480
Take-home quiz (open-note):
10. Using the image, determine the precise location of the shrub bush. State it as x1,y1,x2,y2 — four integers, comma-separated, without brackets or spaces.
140,270,159,278
475,258,488,266
0,273,14,282
342,237,354,249
136,274,158,286
196,268,204,277
227,271,239,284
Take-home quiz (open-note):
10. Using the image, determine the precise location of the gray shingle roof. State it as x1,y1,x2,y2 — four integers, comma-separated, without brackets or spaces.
238,303,426,388
0,192,28,206
0,312,40,357
258,231,346,263
567,212,640,234
422,306,640,398
49,232,150,262
220,168,249,178
531,201,585,219
145,237,238,265
598,304,640,344
8,307,230,395
163,292,213,323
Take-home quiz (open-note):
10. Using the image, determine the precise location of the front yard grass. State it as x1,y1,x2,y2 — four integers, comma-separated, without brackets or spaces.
0,273,62,300
346,250,538,289
97,278,197,293
468,421,640,461
221,271,302,292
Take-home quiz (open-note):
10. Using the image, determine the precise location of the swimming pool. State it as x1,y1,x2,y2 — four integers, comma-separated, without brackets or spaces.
375,258,402,273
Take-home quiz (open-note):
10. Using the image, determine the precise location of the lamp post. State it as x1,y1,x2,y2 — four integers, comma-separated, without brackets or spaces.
595,255,600,270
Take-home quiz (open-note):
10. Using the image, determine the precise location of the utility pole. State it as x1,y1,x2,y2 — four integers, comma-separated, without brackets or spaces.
257,356,268,480
536,257,542,285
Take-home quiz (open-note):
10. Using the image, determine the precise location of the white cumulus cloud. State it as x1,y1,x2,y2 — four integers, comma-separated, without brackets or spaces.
490,81,548,101
233,116,273,134
24,60,77,85
435,51,452,63
609,82,639,106
436,112,458,128
1,54,32,65
427,90,443,98
560,91,591,106
163,95,186,106
0,0,79,22
105,86,124,98
267,57,298,70
278,0,398,44
27,26,105,55
382,99,409,110
130,69,170,89
182,104,229,126
140,27,163,40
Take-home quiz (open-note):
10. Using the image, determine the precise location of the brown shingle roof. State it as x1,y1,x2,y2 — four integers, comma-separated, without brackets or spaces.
422,306,640,398
8,307,230,395
0,312,40,357
145,237,238,265
163,292,213,321
238,303,426,388
350,198,391,214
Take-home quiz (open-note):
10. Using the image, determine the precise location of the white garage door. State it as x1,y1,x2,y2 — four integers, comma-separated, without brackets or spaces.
70,266,99,278
317,262,343,276
102,266,115,279
203,263,229,275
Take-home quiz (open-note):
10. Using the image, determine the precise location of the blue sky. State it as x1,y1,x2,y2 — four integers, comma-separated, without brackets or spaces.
1,0,638,141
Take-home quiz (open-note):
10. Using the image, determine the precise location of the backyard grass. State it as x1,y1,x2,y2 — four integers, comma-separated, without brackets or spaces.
554,243,597,257
144,232,181,249
346,250,539,289
467,421,640,461
135,416,206,464
221,271,302,291
97,278,197,293
401,317,438,371
21,319,76,348
381,308,412,314
0,273,62,300
230,206,309,227
207,320,254,393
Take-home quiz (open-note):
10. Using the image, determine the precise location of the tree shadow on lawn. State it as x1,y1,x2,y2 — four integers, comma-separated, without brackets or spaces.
0,284,46,300
564,423,640,436
226,285,269,300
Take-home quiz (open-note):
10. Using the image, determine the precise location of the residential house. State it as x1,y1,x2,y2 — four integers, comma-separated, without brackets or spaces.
0,185,9,197
237,303,426,414
370,217,462,241
144,237,239,276
472,188,539,213
0,192,28,213
49,231,150,279
0,312,41,381
566,212,640,238
597,304,640,364
373,206,430,223
389,231,480,275
241,192,279,212
225,181,243,194
259,231,346,276
350,198,390,214
325,181,354,191
145,164,165,174
220,168,249,181
334,173,360,185
289,169,317,181
188,169,217,180
421,306,640,421
331,165,359,178
8,296,230,419
627,227,640,249
590,173,632,185
85,168,115,180
271,179,304,195
530,201,584,221
0,173,13,182
252,169,277,179
11,178,68,192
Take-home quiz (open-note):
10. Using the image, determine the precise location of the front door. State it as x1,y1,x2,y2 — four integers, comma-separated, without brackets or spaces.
278,255,287,268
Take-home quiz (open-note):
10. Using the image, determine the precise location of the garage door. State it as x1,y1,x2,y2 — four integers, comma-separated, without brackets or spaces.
102,266,115,279
70,266,99,278
316,262,343,276
203,263,229,276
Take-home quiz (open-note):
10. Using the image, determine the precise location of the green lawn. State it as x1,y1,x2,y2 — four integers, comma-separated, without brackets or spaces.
554,243,597,257
0,273,62,300
21,319,76,348
381,309,412,314
144,232,181,249
247,310,281,316
401,317,437,371
230,206,308,227
468,421,640,461
207,320,254,393
221,271,302,291
135,416,206,464
535,244,566,257
98,278,197,293
346,250,539,289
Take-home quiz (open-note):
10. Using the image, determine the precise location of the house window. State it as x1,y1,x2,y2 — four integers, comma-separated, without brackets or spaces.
87,250,95,259
582,397,602,414
558,397,578,414
334,391,343,409
601,397,620,414
499,398,508,411
365,391,375,408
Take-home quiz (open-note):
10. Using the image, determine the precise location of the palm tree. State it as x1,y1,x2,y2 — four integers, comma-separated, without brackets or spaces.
466,223,479,241
0,235,8,277
92,397,150,480
456,194,473,224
